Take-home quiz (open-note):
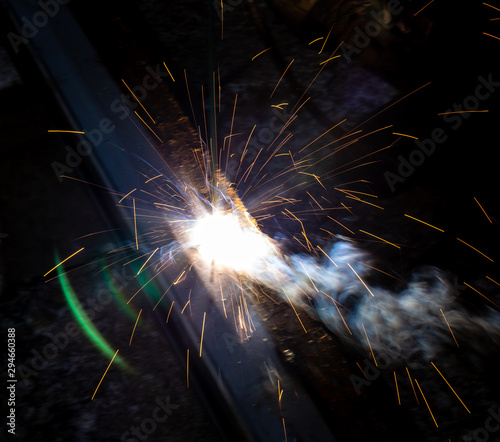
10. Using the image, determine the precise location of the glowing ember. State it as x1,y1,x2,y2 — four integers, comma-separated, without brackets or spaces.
190,211,275,272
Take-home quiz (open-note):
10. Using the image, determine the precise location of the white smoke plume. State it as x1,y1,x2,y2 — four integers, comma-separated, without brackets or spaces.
247,240,500,364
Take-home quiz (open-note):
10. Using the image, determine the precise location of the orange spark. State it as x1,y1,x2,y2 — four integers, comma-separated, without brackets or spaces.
484,2,500,13
199,312,207,357
284,292,308,333
483,32,500,41
404,214,445,232
359,229,400,249
431,362,470,413
119,188,137,204
362,323,377,366
251,47,272,61
166,300,175,323
44,247,85,277
392,132,418,139
327,216,354,234
129,309,142,346
181,300,190,314
317,246,338,266
415,379,439,427
348,263,375,297
437,110,489,115
414,0,435,16
308,37,324,45
163,62,175,82
270,59,294,98
474,197,492,223
406,367,419,404
91,349,120,400
187,349,190,388
133,198,138,250
394,371,401,405
440,309,459,347
47,129,85,134
134,111,163,143
463,282,500,308
456,238,494,262
486,276,500,287
122,79,156,123
319,23,335,54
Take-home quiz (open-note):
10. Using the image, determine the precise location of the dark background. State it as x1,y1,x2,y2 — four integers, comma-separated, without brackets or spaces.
1,0,500,441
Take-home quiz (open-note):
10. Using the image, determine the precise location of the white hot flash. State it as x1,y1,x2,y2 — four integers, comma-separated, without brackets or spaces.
189,210,277,273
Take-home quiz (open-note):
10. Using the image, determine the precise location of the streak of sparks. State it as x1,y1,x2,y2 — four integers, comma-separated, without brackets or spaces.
463,282,500,308
48,129,85,134
440,309,459,347
181,300,190,314
346,196,384,210
474,197,492,223
308,37,324,45
319,55,341,65
137,248,159,275
199,312,206,357
350,82,431,132
44,247,85,277
483,32,500,41
91,349,120,400
282,417,287,442
134,111,163,143
456,238,494,262
163,62,175,82
270,59,294,98
122,79,156,123
394,371,401,405
271,103,288,110
486,276,500,287
357,362,367,378
431,362,470,413
414,0,435,16
392,132,418,139
327,216,354,234
129,309,142,346
166,300,174,323
415,379,439,428
404,214,445,232
348,263,374,297
317,246,338,266
251,47,272,61
437,110,489,115
187,349,190,388
133,199,139,250
331,296,352,335
484,2,500,13
319,24,335,54
284,292,308,333
362,323,377,366
359,229,400,249
119,188,137,204
406,367,419,404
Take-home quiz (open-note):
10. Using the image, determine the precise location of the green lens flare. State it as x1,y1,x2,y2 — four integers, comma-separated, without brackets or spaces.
55,252,131,371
